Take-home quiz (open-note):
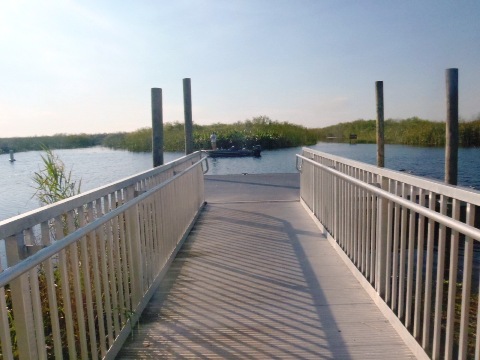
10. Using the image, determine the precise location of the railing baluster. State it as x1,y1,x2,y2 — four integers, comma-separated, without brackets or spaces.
89,202,107,357
0,285,13,359
78,205,99,359
66,209,90,359
392,194,400,312
413,188,425,339
433,195,448,359
39,221,63,359
445,198,461,357
365,173,372,279
376,176,389,296
459,203,475,359
405,185,416,328
54,216,77,359
112,192,127,328
422,191,436,350
106,194,121,337
353,169,358,266
385,179,394,304
398,184,408,320
97,198,114,348
6,233,38,359
359,170,366,273
370,187,377,284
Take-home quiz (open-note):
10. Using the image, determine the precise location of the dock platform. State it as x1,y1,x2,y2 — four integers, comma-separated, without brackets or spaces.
117,174,416,359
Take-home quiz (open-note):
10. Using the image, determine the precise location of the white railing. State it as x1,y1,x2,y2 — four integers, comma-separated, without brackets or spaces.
0,152,207,359
298,147,480,360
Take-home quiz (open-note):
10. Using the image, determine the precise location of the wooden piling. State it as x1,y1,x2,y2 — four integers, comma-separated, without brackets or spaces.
376,81,385,168
183,78,194,155
445,68,458,185
151,88,164,167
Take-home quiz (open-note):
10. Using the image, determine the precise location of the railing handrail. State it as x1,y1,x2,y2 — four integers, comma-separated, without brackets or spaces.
301,147,480,205
0,151,202,239
297,154,480,242
0,155,207,289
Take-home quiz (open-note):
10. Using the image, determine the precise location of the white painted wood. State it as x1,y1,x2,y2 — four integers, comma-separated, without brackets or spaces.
413,188,425,339
0,286,13,359
432,195,447,359
0,153,202,239
299,149,480,359
0,152,206,359
422,191,436,350
445,198,460,358
405,185,416,328
459,203,475,359
78,208,99,360
55,217,77,359
385,179,394,304
7,233,38,360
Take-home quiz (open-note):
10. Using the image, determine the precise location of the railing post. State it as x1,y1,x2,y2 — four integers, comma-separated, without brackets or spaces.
5,234,38,359
183,78,194,155
151,88,164,167
375,176,389,296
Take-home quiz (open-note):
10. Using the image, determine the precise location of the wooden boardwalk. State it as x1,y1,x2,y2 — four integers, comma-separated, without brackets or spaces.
117,174,416,359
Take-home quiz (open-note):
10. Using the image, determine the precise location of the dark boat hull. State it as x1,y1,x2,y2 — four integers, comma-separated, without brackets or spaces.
204,147,261,158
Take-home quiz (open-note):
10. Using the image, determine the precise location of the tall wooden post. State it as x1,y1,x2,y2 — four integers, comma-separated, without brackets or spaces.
151,88,164,167
183,78,193,155
445,68,458,185
376,81,385,168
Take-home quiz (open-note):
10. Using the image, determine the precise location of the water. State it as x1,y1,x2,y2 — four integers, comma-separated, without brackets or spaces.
0,147,184,221
1,143,480,221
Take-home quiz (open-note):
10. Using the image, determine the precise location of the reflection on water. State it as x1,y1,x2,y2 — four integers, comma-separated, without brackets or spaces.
1,143,480,221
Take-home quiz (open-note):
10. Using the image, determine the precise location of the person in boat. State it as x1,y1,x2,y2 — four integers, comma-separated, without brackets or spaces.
210,132,217,150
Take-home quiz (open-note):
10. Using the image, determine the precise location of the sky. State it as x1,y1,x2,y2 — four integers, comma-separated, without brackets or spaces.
0,0,479,138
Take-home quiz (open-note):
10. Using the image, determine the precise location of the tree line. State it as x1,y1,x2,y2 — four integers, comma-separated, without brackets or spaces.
312,116,480,147
1,116,317,153
2,115,480,154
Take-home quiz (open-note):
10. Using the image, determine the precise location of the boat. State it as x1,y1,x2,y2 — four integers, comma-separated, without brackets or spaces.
204,145,261,158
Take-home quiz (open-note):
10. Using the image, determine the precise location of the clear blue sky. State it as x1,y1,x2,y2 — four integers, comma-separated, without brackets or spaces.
1,1,479,137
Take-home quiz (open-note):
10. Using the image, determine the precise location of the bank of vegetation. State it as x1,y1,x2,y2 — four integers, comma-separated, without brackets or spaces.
103,116,317,152
0,133,107,154
313,116,480,147
3,116,480,154
1,116,317,154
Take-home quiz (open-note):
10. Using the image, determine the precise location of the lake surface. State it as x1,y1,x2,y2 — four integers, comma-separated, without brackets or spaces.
1,143,479,221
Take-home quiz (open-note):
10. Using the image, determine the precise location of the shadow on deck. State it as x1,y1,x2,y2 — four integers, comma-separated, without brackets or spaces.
117,174,415,359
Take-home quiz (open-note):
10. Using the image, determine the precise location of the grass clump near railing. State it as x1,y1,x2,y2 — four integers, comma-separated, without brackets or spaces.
32,147,81,204
102,116,318,152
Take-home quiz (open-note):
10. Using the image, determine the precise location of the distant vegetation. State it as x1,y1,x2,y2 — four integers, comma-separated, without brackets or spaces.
0,133,107,154
0,116,317,154
312,116,480,147
103,116,317,152
3,115,480,154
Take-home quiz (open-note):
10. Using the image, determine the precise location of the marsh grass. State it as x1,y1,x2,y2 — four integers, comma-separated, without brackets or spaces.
103,116,318,152
32,147,81,205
